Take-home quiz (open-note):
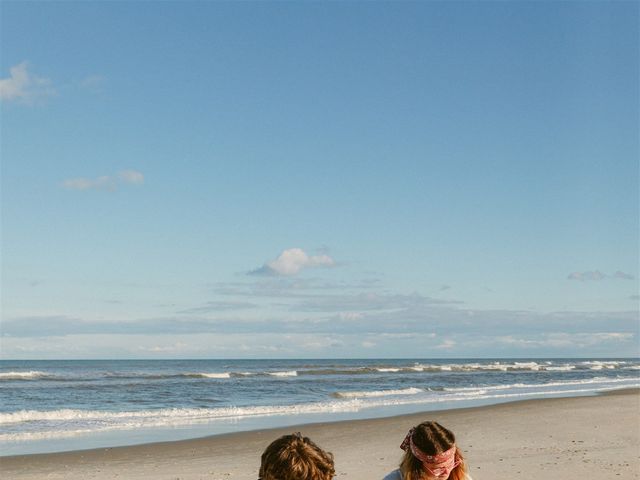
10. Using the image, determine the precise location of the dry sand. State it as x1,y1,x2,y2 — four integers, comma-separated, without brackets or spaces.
2,389,639,480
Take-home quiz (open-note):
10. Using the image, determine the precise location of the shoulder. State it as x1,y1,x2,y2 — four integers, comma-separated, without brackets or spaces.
465,475,474,480
382,469,402,480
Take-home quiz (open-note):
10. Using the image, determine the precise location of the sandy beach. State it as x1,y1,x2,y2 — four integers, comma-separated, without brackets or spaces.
2,389,638,480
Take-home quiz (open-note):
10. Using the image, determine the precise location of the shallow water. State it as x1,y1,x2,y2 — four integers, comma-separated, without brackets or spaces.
1,358,638,455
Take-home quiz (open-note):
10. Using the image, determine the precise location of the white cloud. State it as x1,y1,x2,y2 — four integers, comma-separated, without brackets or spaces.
63,175,116,191
567,271,606,281
118,170,144,184
495,332,635,348
435,339,456,349
137,342,189,353
79,74,106,93
251,248,335,276
567,270,636,282
177,301,258,314
62,170,144,191
0,62,55,103
613,271,635,280
298,336,344,350
590,332,634,341
379,333,436,339
294,291,456,313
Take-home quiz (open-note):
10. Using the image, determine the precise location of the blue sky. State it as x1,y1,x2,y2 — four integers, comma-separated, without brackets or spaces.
1,1,638,359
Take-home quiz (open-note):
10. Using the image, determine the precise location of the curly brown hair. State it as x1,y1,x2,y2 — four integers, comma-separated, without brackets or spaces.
399,421,467,480
259,433,335,480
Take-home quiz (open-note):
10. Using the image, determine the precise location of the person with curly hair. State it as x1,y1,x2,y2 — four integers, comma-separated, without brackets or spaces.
259,432,335,480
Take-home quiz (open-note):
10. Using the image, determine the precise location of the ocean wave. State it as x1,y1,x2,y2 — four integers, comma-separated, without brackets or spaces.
0,427,106,443
0,400,368,428
4,378,635,428
104,372,234,380
109,370,296,379
587,364,617,370
299,368,374,375
580,360,629,366
2,381,638,443
268,371,298,377
543,366,576,372
189,373,231,379
5,360,636,384
443,361,636,372
442,376,637,393
333,387,423,399
296,363,558,375
0,371,52,381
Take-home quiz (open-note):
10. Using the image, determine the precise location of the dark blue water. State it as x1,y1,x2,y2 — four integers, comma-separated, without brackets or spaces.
1,358,638,455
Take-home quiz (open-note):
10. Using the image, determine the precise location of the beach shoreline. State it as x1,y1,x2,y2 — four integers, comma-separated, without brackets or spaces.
2,388,638,479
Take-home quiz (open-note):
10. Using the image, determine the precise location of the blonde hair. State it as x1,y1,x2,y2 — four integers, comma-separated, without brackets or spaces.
399,421,467,480
259,433,335,480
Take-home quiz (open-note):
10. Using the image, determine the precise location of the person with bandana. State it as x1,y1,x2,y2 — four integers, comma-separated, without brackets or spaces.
383,421,472,480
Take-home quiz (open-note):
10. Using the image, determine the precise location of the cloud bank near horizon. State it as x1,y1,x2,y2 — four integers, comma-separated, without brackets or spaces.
3,281,637,358
2,251,638,359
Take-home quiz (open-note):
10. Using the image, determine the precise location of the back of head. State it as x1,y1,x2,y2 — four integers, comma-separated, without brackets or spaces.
412,421,455,455
400,421,467,480
259,433,335,480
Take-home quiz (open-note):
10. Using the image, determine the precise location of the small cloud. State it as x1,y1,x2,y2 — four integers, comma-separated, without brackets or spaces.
567,271,606,281
568,270,636,282
495,332,635,349
629,295,640,301
177,301,258,314
62,170,144,191
118,170,144,184
613,271,635,280
62,175,116,191
594,332,634,341
292,291,458,314
249,248,335,276
298,336,344,350
361,340,376,348
79,74,106,93
439,285,451,291
435,339,456,349
0,62,55,104
379,333,435,339
137,342,189,353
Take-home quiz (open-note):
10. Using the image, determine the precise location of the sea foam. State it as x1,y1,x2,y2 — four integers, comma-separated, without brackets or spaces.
268,371,298,377
333,387,423,398
0,371,50,380
2,380,638,444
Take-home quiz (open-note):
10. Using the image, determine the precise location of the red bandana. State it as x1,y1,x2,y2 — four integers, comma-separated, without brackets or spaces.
400,428,460,477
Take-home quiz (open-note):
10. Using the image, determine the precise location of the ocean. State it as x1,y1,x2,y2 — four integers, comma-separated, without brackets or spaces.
1,358,638,455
